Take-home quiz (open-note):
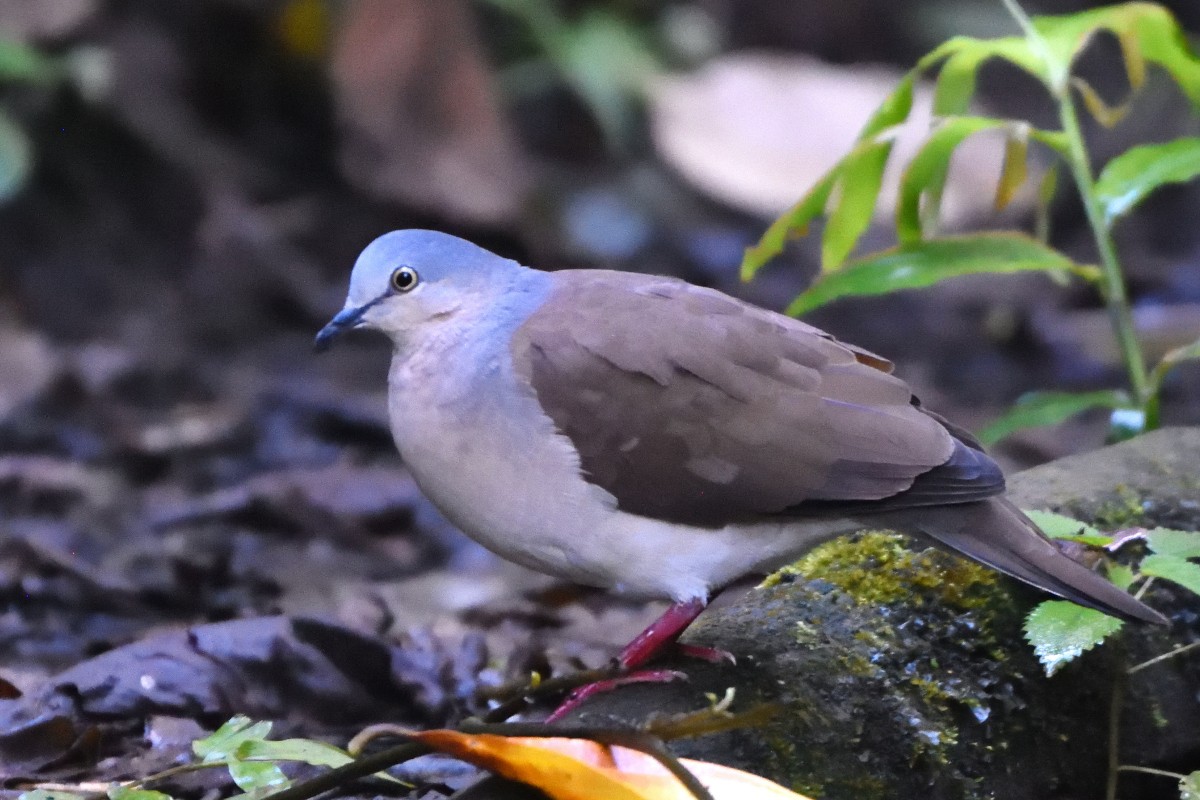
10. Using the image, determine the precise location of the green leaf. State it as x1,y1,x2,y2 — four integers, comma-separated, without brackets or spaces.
1096,138,1200,225
193,716,273,761
1033,3,1200,104
19,792,87,800
0,40,61,83
861,72,917,139
1023,600,1124,676
238,738,354,770
0,112,32,203
227,759,290,796
895,117,1065,244
1035,164,1059,242
1108,563,1136,591
108,788,173,800
1024,510,1111,546
786,233,1082,316
919,36,1047,114
977,389,1130,445
1146,528,1200,559
1180,771,1200,800
742,75,915,278
1140,554,1200,596
822,141,893,271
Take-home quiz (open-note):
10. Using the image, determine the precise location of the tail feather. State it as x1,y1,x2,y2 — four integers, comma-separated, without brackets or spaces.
877,497,1166,625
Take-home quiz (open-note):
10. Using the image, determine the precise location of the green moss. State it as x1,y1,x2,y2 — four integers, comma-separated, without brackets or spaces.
774,530,1000,612
1090,486,1148,529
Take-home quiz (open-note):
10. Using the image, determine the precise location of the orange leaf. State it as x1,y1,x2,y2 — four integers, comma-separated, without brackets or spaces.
408,730,812,800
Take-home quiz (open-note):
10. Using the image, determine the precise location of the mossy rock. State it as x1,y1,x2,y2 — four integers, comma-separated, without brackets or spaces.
564,427,1200,799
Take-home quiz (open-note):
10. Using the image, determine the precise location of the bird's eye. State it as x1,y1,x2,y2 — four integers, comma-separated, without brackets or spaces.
390,266,419,293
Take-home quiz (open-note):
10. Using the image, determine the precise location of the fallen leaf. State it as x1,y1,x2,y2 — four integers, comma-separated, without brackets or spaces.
408,729,813,800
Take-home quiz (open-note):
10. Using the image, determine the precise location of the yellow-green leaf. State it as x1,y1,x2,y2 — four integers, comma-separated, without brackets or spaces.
977,389,1130,445
822,141,893,272
1033,3,1200,104
1071,77,1131,127
995,125,1030,210
896,117,1065,244
785,233,1079,317
1024,510,1111,547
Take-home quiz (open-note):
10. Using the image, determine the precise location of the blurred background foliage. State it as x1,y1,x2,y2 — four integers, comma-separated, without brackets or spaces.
1,0,1198,468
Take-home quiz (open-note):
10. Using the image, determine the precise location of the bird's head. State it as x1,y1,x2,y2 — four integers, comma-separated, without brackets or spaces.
315,229,519,351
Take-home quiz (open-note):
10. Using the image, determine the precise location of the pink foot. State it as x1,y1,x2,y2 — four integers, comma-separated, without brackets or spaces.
545,598,722,720
676,643,736,665
545,669,686,722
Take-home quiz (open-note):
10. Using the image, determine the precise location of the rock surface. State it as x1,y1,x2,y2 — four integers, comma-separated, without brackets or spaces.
561,427,1200,800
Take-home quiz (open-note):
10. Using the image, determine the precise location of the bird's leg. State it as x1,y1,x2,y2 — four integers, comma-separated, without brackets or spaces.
615,597,710,668
546,598,724,721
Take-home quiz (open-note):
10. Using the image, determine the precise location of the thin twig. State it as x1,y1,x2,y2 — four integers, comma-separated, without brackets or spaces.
259,741,430,800
1115,765,1187,780
1128,641,1200,674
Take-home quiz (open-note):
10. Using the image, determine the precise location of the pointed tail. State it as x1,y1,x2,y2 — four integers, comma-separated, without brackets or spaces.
879,497,1166,625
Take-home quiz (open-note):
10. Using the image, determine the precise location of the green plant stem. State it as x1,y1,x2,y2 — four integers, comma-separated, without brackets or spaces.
1105,669,1125,800
1056,93,1151,407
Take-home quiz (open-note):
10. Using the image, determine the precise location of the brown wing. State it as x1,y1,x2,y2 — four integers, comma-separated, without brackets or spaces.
510,270,1003,526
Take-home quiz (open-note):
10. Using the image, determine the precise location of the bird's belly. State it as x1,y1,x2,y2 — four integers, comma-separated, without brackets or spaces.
389,363,857,601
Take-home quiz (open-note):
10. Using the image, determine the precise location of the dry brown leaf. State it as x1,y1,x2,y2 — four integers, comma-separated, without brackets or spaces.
648,52,1042,225
330,0,527,224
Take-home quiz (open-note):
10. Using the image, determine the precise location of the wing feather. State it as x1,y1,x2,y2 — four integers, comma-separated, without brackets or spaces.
511,271,1002,526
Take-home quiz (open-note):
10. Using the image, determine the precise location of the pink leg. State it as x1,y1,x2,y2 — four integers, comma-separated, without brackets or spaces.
616,597,708,668
546,598,717,721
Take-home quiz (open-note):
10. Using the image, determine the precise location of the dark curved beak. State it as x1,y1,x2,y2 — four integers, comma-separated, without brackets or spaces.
314,306,366,353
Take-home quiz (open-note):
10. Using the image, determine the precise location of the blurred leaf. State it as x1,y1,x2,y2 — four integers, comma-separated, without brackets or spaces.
995,124,1031,210
860,71,917,138
1032,3,1200,103
108,789,172,800
1181,771,1200,800
238,738,353,770
977,389,1130,445
1071,77,1131,127
1097,139,1200,225
0,111,32,203
919,36,1046,114
1108,563,1136,591
785,233,1081,316
1024,510,1111,546
742,76,914,278
741,154,843,278
1146,528,1200,559
1151,334,1200,390
276,0,330,60
1140,554,1200,596
896,117,1065,244
193,716,273,762
822,141,893,271
1023,600,1124,676
227,759,290,796
1035,164,1059,242
19,792,86,800
560,10,658,145
408,730,812,800
0,39,61,82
